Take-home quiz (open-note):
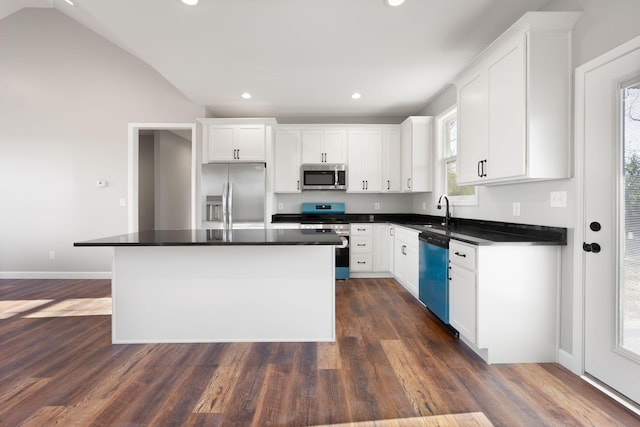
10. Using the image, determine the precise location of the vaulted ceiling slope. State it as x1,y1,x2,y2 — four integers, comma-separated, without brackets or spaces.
4,0,551,119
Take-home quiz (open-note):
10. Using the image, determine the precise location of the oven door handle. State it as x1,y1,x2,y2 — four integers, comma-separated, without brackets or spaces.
337,236,349,248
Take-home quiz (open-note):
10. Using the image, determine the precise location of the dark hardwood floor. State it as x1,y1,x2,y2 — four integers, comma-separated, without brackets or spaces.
1,278,638,426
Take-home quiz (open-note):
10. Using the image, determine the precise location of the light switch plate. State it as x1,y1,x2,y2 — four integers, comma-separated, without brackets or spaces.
512,202,521,216
374,202,380,210
550,191,567,208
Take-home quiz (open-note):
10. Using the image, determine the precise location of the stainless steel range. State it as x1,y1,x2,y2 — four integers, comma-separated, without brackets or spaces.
299,203,349,280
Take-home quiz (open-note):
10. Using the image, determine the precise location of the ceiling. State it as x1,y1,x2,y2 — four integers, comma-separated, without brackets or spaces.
3,0,551,120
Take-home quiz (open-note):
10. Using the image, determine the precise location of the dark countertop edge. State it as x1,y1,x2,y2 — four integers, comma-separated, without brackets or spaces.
272,213,567,246
73,241,339,247
73,229,342,247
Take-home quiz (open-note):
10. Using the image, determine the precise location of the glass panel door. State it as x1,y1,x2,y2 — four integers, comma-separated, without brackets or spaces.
622,82,640,357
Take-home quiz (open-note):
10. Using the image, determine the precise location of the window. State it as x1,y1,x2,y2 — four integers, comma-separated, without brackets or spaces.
438,107,477,205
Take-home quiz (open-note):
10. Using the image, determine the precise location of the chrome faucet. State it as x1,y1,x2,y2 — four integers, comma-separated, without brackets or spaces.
437,194,450,228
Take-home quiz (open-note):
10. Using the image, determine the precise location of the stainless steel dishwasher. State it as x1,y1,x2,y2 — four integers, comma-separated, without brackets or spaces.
418,232,451,325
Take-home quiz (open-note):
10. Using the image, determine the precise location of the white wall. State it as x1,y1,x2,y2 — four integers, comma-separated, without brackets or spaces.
417,0,640,360
138,134,155,231
0,9,203,276
154,131,191,230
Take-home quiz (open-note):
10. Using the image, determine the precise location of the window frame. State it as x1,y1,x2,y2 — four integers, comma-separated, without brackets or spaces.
435,105,478,206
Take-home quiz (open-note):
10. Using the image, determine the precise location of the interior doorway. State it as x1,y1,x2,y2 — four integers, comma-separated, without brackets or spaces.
128,123,197,233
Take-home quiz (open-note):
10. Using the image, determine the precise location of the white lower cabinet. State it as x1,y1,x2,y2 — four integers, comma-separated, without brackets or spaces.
393,226,419,297
449,240,560,364
373,224,393,272
350,223,395,276
449,241,477,344
350,224,373,272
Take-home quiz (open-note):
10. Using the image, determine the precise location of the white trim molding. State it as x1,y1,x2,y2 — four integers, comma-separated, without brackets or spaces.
0,271,112,279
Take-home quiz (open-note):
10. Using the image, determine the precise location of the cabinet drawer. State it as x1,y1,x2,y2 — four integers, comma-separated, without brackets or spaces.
351,254,372,271
351,236,372,253
351,224,373,235
449,240,477,270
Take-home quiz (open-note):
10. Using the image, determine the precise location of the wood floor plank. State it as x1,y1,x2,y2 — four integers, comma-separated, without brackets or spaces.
193,342,254,414
0,278,638,426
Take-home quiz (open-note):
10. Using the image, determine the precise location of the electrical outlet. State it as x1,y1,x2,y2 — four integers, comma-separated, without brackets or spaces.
550,191,567,208
512,202,521,216
49,251,56,260
374,202,380,210
278,202,284,210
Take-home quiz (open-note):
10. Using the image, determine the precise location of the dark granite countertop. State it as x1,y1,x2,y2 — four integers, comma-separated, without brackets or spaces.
74,228,343,247
272,213,567,246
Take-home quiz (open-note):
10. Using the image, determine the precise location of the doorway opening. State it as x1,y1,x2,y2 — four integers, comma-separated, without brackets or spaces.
128,123,197,233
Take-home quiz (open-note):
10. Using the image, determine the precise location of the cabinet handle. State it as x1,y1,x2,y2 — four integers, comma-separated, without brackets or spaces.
357,228,366,231
387,180,390,190
357,243,366,247
297,180,300,191
237,149,240,160
401,245,407,255
390,228,394,236
477,160,482,178
454,251,467,258
365,180,368,190
482,159,488,177
362,180,365,190
357,261,367,264
407,178,411,189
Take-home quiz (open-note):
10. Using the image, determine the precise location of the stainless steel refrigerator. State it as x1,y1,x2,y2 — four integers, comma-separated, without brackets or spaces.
202,163,266,229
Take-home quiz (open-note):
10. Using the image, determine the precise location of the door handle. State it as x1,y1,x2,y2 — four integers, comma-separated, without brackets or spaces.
583,242,602,253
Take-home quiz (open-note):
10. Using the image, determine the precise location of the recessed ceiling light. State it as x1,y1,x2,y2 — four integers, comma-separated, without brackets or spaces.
351,93,362,100
241,92,252,100
64,0,75,5
180,0,198,5
386,0,405,6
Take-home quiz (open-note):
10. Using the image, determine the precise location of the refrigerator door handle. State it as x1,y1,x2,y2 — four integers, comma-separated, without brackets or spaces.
227,182,233,228
222,182,229,229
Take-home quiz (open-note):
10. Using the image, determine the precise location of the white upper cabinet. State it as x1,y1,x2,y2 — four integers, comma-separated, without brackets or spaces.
401,116,433,192
301,129,347,164
200,120,268,163
347,129,382,192
274,128,302,193
381,129,401,192
455,12,580,185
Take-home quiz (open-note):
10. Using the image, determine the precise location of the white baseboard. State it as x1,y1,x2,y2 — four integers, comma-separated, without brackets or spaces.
559,348,582,375
0,271,111,279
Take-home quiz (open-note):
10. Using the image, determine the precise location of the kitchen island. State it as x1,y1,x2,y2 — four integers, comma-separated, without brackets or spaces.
74,229,341,344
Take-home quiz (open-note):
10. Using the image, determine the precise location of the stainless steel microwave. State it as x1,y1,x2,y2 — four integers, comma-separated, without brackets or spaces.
300,164,347,191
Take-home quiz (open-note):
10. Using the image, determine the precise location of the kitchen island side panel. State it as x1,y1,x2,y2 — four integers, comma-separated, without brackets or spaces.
111,245,335,343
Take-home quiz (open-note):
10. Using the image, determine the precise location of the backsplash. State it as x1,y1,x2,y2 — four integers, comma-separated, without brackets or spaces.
275,192,413,214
